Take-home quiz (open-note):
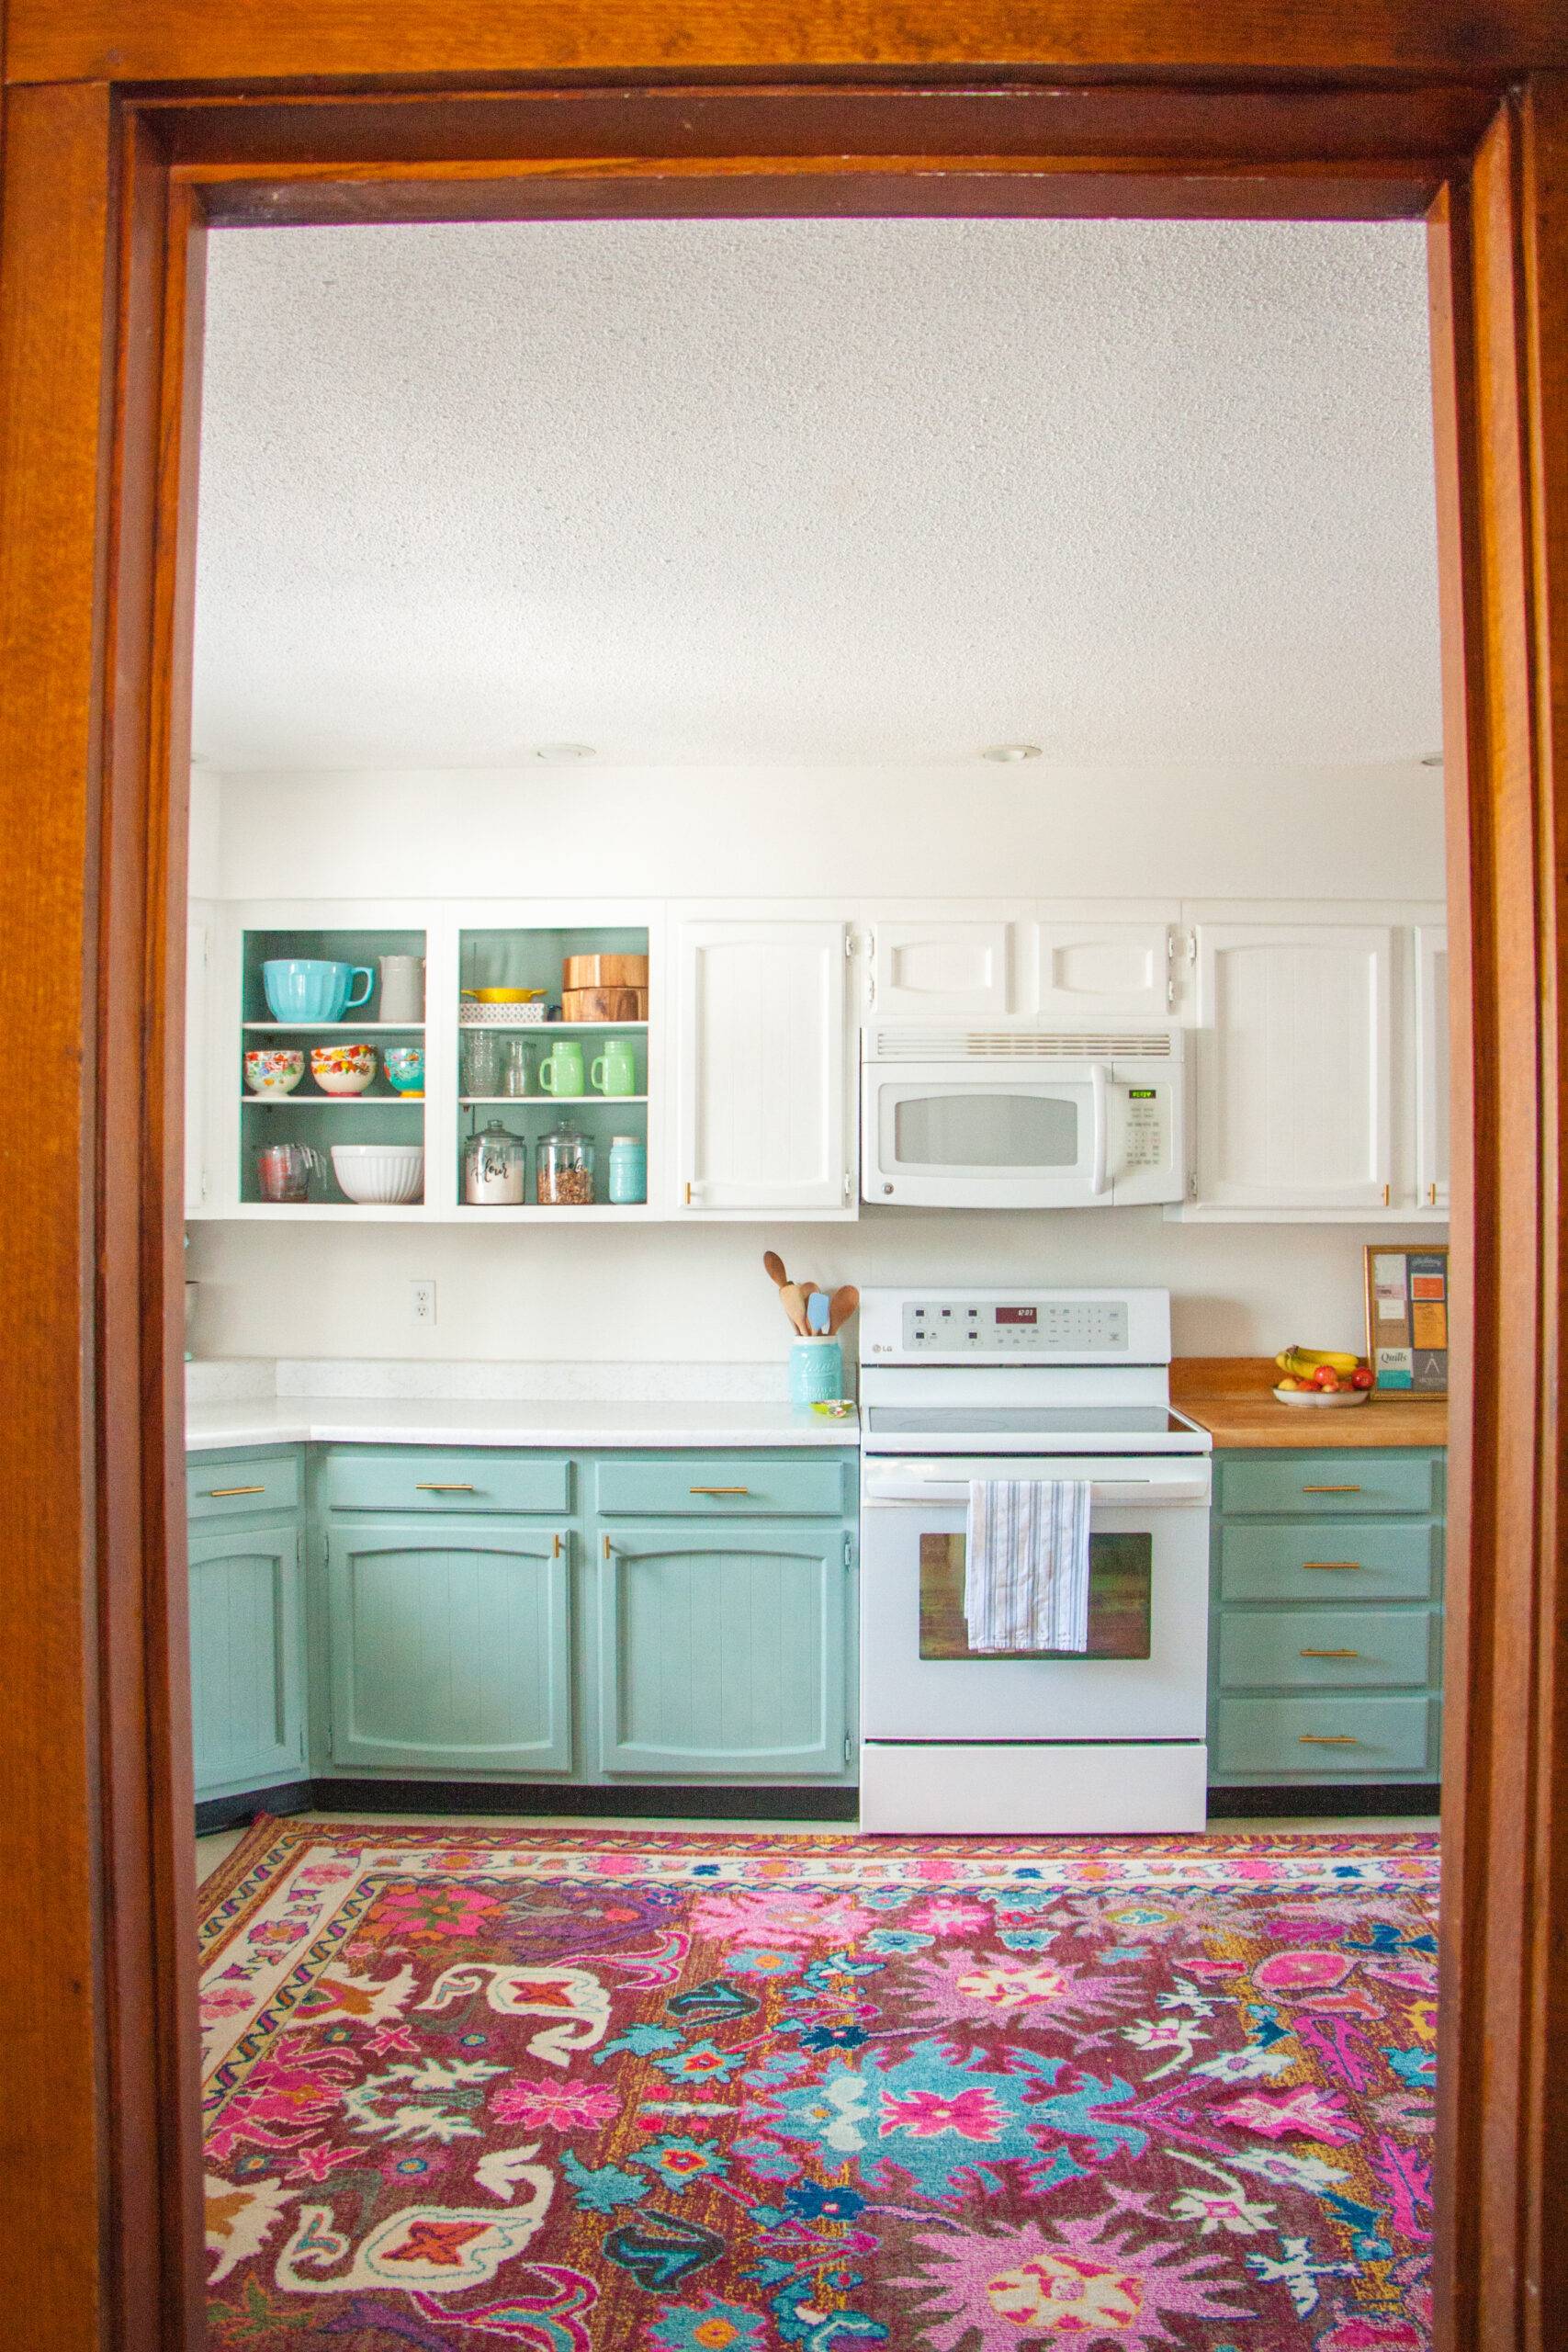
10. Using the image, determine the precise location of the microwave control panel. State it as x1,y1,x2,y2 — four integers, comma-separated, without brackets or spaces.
1123,1086,1168,1170
902,1301,1131,1352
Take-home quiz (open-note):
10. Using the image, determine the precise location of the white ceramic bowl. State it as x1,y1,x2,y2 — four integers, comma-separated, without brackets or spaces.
330,1144,424,1204
310,1043,378,1095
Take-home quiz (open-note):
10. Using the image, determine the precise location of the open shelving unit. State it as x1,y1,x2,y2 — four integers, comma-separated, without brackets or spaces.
457,923,649,1213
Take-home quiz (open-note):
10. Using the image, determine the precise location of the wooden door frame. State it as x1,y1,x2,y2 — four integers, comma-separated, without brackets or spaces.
0,14,1563,2348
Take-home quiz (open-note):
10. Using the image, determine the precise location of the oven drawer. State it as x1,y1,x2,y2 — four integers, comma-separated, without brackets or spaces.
1217,1452,1442,1518
1217,1518,1442,1604
1213,1693,1438,1778
1218,1607,1439,1692
594,1455,850,1518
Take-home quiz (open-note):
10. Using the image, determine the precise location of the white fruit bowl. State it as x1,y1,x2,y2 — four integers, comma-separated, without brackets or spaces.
1273,1385,1371,1408
331,1144,424,1204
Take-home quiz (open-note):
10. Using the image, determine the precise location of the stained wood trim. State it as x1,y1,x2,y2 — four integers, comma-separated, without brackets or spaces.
1427,76,1568,2351
8,0,1568,87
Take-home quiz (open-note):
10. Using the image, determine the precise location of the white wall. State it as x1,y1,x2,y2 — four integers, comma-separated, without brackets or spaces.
189,759,1446,1367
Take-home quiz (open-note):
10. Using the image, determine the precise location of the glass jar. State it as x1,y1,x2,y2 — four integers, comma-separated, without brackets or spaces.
500,1035,532,1096
461,1028,502,1097
536,1119,595,1206
607,1134,647,1204
464,1120,527,1205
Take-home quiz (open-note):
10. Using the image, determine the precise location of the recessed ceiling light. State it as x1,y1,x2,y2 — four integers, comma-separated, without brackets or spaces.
981,742,1043,763
534,742,597,764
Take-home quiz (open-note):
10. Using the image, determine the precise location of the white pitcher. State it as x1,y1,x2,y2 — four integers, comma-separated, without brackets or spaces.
378,955,425,1023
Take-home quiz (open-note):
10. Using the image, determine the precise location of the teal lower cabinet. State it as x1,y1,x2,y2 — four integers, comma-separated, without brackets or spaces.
1208,1446,1445,1798
186,1449,307,1804
326,1517,573,1772
597,1521,850,1778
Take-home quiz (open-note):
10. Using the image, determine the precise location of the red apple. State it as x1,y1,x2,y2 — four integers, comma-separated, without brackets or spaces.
1351,1366,1375,1390
1312,1365,1341,1391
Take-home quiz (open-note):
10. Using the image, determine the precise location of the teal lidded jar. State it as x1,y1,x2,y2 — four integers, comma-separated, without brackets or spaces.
608,1134,647,1204
789,1336,843,1408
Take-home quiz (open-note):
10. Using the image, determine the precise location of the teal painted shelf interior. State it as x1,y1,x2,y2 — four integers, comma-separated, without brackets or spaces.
186,1439,858,1807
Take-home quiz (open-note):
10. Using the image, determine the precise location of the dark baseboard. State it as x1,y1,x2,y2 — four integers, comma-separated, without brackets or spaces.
199,1778,860,1827
1206,1782,1440,1818
196,1780,315,1835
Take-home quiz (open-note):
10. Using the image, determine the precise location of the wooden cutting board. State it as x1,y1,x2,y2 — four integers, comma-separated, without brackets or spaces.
562,953,649,989
560,985,649,1021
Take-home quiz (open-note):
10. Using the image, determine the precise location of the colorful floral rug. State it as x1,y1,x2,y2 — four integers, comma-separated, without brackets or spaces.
199,1819,1438,2350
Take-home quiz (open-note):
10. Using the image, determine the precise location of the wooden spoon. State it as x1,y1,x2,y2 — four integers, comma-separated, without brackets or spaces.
762,1250,789,1290
827,1283,860,1337
779,1282,811,1336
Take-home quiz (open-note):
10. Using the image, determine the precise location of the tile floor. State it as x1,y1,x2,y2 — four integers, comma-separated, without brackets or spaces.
196,1808,1441,1890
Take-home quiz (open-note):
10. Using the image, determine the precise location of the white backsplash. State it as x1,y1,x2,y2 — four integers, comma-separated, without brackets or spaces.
187,1357,795,1404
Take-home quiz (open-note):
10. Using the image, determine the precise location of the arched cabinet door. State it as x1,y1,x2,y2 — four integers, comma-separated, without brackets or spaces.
597,1521,849,1778
327,1517,572,1772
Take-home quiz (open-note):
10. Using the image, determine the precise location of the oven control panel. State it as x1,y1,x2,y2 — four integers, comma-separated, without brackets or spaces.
901,1300,1130,1352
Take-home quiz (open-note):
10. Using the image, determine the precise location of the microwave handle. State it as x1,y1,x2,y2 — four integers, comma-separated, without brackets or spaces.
1089,1063,1110,1196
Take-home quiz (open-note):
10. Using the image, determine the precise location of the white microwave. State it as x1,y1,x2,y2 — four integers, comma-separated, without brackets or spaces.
861,1026,1187,1208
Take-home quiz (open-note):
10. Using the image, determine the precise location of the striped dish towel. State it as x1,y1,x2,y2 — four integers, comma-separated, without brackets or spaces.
964,1479,1092,1653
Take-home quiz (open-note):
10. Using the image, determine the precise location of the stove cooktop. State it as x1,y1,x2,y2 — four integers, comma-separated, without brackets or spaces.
860,1403,1211,1454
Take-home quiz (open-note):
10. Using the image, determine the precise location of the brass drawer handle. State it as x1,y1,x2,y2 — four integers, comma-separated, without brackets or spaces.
690,1486,750,1497
552,1532,563,1559
1301,1647,1361,1659
1300,1734,1361,1746
1303,1561,1362,1572
1428,1182,1438,1206
604,1533,614,1559
204,1484,266,1498
416,1482,477,1492
1303,1484,1362,1494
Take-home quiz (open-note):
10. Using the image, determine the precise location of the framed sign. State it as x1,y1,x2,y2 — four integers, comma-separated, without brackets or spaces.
1363,1245,1450,1395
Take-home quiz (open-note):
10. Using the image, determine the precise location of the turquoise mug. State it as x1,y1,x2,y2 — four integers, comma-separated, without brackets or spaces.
539,1039,586,1097
591,1037,637,1097
262,957,374,1023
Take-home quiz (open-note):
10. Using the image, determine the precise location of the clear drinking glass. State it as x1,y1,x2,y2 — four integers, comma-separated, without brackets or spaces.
501,1036,532,1095
462,1029,502,1096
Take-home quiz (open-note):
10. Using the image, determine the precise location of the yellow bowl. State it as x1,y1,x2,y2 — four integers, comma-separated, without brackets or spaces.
468,987,547,1003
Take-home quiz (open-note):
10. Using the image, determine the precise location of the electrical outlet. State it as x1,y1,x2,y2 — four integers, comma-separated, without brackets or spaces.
411,1279,437,1327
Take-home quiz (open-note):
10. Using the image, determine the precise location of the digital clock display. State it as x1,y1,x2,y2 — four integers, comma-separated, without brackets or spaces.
1128,1088,1156,1100
996,1306,1038,1325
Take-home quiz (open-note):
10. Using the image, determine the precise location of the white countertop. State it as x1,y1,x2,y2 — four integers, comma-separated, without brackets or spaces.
186,1395,859,1453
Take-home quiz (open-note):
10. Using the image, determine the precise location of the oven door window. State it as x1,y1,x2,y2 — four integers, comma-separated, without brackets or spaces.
919,1530,1153,1660
890,1087,1084,1170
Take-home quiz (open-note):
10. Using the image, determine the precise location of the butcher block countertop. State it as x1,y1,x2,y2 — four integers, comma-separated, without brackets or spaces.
1172,1358,1449,1450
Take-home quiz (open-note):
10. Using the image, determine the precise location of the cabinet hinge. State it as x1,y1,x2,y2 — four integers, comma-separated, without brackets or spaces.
1187,1170,1200,1203
842,1532,854,1569
842,1170,852,1200
1185,930,1198,963
843,1732,853,1767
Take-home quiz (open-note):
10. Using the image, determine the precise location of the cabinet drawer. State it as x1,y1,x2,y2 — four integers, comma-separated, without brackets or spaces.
1218,1608,1438,1692
322,1447,571,1515
1218,1452,1441,1517
187,1449,302,1521
594,1454,850,1518
1217,1519,1441,1604
1213,1693,1436,1778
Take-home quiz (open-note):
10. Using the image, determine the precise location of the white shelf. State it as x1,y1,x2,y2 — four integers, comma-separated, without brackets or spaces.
454,1204,658,1221
242,1093,423,1107
458,1019,648,1033
243,1021,425,1031
460,1094,648,1107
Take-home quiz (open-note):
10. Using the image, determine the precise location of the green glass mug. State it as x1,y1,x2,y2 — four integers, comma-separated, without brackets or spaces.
591,1037,637,1097
539,1038,586,1097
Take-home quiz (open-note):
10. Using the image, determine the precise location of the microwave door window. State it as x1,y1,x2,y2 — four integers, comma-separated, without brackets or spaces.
919,1529,1153,1661
892,1089,1083,1170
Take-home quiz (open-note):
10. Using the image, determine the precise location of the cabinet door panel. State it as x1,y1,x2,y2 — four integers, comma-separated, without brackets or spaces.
677,921,849,1213
599,1521,846,1776
1194,924,1393,1209
328,1519,571,1771
1416,925,1450,1212
188,1521,304,1795
1032,920,1172,1023
873,919,1012,1018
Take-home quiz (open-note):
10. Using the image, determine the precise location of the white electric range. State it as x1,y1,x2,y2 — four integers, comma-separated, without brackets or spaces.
857,1285,1213,1835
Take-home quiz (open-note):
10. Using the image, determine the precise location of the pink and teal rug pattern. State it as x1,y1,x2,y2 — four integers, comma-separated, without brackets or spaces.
199,1821,1438,2349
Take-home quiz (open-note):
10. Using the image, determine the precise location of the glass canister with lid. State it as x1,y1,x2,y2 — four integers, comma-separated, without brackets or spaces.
536,1118,595,1205
464,1120,527,1205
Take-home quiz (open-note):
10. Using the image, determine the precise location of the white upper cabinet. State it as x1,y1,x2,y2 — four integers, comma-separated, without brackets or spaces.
676,919,852,1216
185,912,211,1216
1032,918,1176,1024
1192,923,1394,1213
1416,925,1450,1213
870,918,1014,1020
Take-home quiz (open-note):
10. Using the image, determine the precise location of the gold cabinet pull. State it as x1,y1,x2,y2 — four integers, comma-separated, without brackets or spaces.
552,1532,563,1559
205,1484,266,1498
1299,1734,1361,1746
683,1182,694,1205
416,1482,476,1492
1302,1561,1362,1572
1301,1647,1361,1658
604,1533,614,1559
1428,1182,1438,1205
1382,1182,1391,1206
1303,1484,1361,1494
690,1486,750,1497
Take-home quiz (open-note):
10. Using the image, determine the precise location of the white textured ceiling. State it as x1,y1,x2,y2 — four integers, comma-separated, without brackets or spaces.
192,217,1440,771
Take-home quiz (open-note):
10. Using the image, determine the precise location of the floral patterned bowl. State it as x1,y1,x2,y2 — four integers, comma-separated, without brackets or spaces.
310,1042,378,1095
383,1046,425,1096
243,1046,304,1096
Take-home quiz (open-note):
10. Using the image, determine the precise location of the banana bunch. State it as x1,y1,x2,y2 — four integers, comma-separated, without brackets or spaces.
1276,1345,1360,1381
